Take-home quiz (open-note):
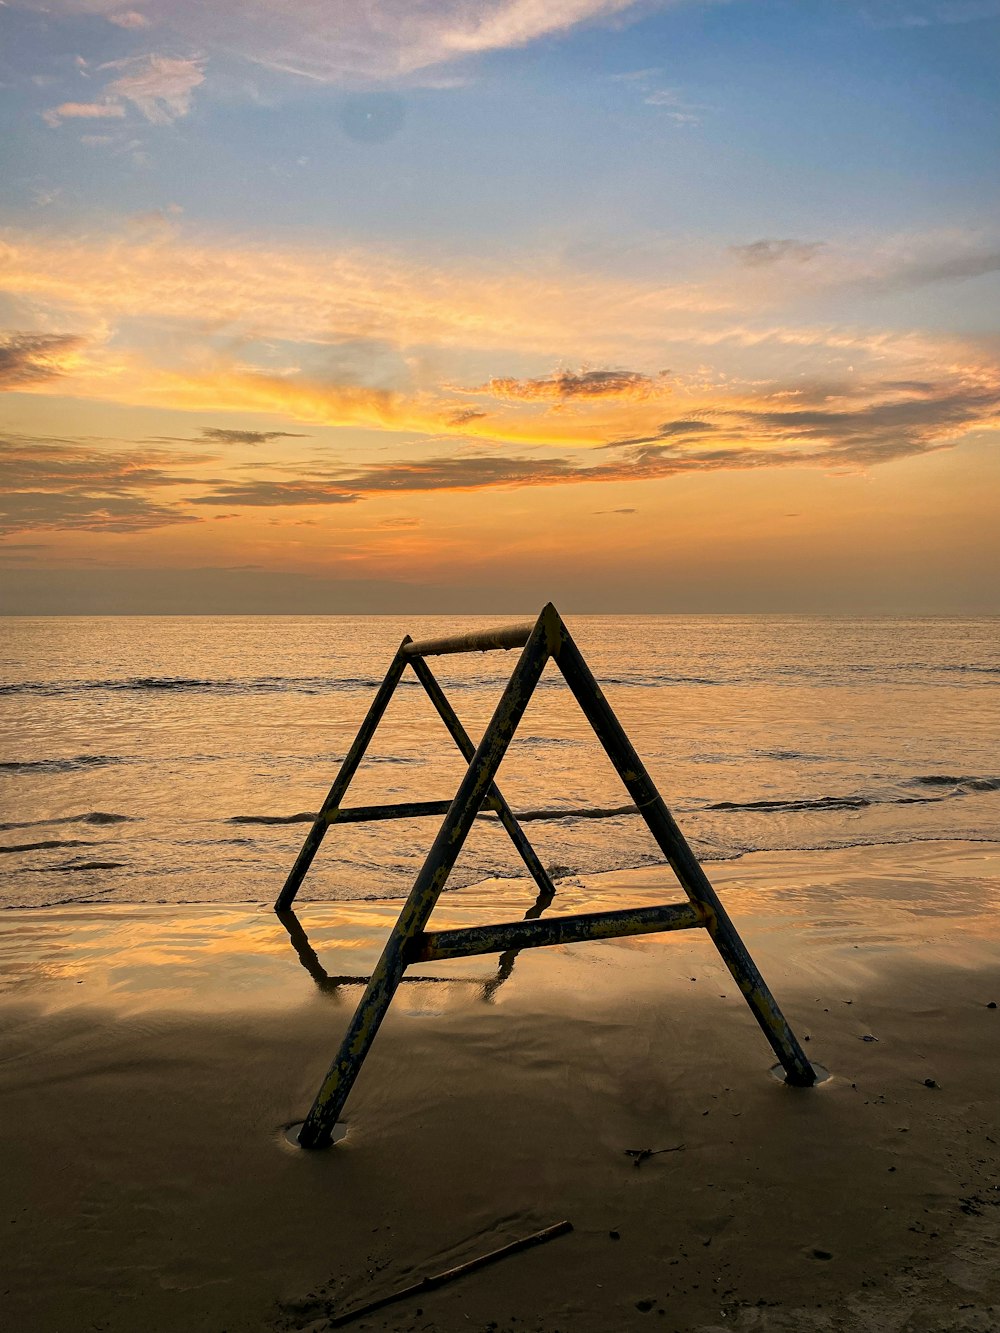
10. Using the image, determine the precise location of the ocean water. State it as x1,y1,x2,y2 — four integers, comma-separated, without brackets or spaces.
1,615,998,910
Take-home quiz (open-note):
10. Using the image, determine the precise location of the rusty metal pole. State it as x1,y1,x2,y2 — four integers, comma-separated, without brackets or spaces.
295,609,556,1147
550,612,816,1087
274,639,411,912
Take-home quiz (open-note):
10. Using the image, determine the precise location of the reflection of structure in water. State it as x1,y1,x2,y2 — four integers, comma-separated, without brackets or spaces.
277,872,557,1006
479,877,556,1004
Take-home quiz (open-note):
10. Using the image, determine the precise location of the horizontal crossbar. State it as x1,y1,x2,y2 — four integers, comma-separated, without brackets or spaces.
403,622,535,657
324,797,502,824
407,901,704,962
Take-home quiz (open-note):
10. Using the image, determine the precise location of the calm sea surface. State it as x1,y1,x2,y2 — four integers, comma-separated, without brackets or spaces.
1,615,998,909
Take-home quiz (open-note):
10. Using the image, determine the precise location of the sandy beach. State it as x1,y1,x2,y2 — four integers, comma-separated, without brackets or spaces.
3,839,999,1332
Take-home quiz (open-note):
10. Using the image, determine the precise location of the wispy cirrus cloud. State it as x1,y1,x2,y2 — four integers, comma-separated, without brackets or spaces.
1,489,196,534
731,239,826,267
861,1,1000,28
200,427,308,445
42,53,205,131
186,373,1000,508
610,69,708,123
445,408,488,426
0,435,205,534
3,224,999,460
475,368,670,402
3,368,997,538
725,229,1000,299
0,333,87,388
606,377,1000,465
642,87,705,125
22,0,651,84
101,54,206,124
0,224,729,363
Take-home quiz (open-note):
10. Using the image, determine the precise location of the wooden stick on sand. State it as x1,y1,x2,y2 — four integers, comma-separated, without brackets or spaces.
327,1220,573,1328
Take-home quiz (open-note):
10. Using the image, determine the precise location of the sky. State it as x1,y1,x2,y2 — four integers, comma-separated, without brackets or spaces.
1,0,999,614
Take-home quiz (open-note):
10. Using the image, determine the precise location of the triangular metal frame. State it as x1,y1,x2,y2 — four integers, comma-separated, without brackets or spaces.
278,604,816,1148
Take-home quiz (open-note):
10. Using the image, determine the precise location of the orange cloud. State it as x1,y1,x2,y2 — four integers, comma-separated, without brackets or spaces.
0,225,731,362
42,101,127,128
0,333,88,388
3,223,999,463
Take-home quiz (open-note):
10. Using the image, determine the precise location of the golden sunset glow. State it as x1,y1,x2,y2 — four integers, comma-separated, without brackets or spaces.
2,0,999,610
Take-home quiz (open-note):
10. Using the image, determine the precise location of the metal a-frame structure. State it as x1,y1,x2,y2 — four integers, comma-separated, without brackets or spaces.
277,603,816,1148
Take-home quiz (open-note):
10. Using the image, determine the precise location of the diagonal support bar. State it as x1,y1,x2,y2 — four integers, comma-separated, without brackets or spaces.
295,609,558,1148
550,621,816,1087
275,639,411,912
409,901,702,962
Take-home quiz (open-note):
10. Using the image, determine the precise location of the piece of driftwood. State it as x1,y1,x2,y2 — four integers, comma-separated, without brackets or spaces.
624,1143,686,1168
327,1220,573,1328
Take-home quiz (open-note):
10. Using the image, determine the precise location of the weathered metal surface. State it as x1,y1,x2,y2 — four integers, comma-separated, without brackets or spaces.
551,620,816,1087
274,640,411,912
296,615,554,1148
409,901,702,962
403,622,535,657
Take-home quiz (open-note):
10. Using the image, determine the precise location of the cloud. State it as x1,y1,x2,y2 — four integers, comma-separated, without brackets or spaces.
861,1,1000,28
653,418,716,436
103,54,205,124
864,247,1000,293
726,230,1000,299
446,408,488,426
718,383,1000,466
200,427,308,445
1,490,196,534
42,101,127,128
480,369,670,401
0,333,86,389
0,435,204,534
4,372,996,537
25,0,649,84
731,239,826,267
0,224,728,365
606,378,1000,466
610,69,707,123
4,223,999,458
107,10,152,28
642,87,705,125
376,515,421,528
184,375,1000,509
41,55,204,130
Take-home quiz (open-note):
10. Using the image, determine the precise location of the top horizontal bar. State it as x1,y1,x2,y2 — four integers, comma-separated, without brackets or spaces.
403,622,536,658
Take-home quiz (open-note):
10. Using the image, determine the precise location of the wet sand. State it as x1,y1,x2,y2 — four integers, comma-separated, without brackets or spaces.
2,840,999,1332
